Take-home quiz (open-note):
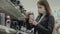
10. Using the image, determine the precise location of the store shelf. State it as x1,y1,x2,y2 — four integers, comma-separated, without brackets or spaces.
0,0,25,20
0,25,16,34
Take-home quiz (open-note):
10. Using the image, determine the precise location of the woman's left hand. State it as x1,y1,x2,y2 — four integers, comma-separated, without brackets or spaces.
32,20,38,26
29,18,38,26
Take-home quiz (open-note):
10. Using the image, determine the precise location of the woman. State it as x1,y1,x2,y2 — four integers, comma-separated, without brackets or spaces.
25,0,55,34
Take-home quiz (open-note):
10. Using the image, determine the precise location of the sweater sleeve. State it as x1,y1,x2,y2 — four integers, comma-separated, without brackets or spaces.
35,16,55,33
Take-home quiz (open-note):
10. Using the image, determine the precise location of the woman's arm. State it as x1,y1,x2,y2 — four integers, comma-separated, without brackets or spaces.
35,16,55,33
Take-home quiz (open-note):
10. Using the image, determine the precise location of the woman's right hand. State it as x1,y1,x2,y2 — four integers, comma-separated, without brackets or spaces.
25,10,30,18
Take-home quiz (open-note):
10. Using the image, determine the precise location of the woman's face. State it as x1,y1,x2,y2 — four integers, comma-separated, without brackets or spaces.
37,4,46,14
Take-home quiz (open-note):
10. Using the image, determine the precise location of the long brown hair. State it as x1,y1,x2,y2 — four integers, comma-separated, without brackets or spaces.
37,0,51,16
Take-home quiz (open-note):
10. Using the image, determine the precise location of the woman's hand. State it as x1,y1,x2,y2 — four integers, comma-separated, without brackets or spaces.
25,10,38,26
29,18,38,26
25,10,30,18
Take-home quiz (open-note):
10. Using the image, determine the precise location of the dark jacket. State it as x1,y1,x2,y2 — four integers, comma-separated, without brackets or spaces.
26,14,55,34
